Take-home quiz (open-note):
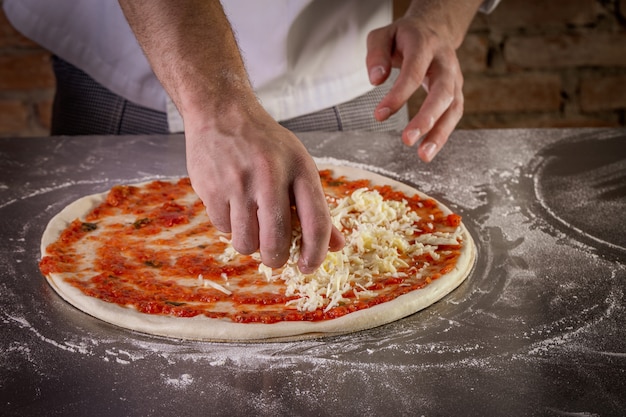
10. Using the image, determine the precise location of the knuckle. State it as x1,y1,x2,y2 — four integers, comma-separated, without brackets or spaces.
450,95,464,117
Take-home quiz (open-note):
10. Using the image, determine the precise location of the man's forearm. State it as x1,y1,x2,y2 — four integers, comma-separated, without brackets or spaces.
118,0,254,126
405,0,485,48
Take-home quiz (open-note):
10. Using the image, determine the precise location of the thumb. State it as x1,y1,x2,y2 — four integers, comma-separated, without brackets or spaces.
328,225,345,252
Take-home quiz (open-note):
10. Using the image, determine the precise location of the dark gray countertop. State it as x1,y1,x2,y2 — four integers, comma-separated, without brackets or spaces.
1,129,625,416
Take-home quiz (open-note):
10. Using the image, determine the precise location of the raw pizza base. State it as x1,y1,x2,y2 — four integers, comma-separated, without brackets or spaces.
40,165,476,342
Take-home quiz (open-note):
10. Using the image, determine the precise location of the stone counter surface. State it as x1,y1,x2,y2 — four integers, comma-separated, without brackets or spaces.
1,128,624,416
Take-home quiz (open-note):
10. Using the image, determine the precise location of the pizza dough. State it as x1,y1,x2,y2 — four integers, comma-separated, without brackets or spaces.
40,165,476,342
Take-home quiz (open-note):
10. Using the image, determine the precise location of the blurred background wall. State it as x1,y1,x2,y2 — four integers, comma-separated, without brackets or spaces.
0,0,625,137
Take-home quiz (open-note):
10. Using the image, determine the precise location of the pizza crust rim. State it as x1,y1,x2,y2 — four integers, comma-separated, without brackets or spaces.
40,165,476,342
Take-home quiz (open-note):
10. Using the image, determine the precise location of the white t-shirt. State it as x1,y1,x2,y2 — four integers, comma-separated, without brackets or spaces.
3,0,501,132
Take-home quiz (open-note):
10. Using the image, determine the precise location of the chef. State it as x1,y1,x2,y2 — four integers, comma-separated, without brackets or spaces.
3,0,500,271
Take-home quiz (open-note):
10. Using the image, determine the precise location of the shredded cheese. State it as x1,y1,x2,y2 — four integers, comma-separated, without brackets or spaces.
216,236,238,263
198,274,232,296
254,188,462,312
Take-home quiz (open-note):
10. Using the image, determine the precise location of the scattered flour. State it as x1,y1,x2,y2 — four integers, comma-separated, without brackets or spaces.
2,138,623,406
162,373,194,389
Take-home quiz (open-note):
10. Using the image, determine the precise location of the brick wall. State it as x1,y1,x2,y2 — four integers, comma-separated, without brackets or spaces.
0,2,54,137
0,0,625,137
399,0,626,129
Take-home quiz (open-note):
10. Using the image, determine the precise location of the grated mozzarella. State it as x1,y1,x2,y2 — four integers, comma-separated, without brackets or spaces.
198,274,232,295
216,236,238,263
255,188,462,312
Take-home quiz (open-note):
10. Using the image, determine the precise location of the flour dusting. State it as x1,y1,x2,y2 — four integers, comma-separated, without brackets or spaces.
163,373,194,389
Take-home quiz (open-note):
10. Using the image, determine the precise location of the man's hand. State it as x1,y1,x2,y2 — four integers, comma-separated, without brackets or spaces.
366,0,484,162
119,0,343,272
185,101,344,273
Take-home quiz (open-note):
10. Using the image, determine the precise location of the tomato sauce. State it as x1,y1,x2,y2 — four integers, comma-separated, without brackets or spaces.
40,173,464,324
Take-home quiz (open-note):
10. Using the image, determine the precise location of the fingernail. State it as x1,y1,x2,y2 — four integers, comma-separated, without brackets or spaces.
376,107,391,120
406,129,421,146
423,142,438,162
369,65,386,84
298,259,316,275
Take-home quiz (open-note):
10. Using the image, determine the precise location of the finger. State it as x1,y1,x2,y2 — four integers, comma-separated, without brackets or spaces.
328,225,345,252
403,57,459,147
292,174,333,274
189,176,233,233
416,83,464,163
257,187,292,269
366,27,393,86
374,48,429,122
229,198,260,255
204,200,232,234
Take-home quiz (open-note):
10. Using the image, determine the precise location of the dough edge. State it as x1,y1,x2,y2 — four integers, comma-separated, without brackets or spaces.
40,164,476,342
